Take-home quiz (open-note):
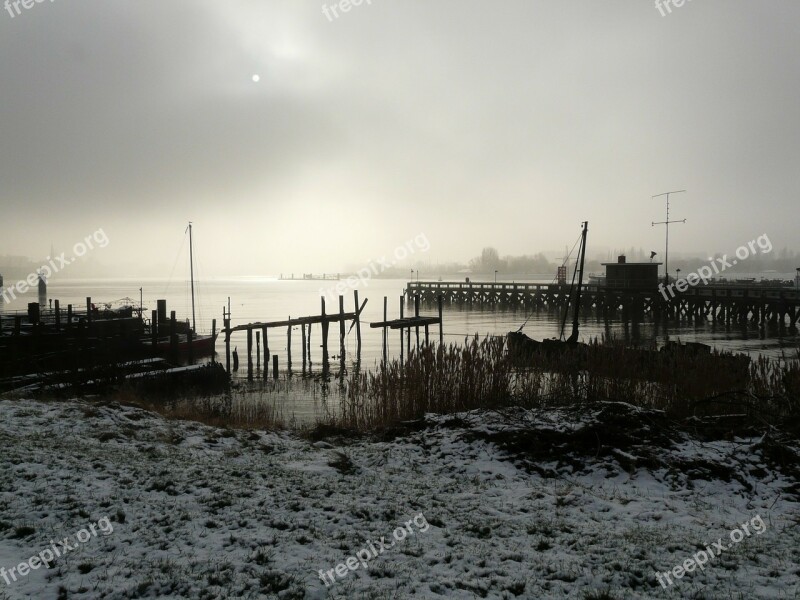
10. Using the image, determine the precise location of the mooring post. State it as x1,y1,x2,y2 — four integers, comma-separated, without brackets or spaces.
321,297,329,374
438,295,444,346
169,310,177,362
54,300,60,331
301,322,307,373
247,328,253,380
338,296,346,363
211,319,217,361
354,290,362,358
224,315,231,374
307,322,312,369
287,320,292,374
414,294,420,351
256,331,261,368
399,296,404,363
383,296,388,364
273,354,278,380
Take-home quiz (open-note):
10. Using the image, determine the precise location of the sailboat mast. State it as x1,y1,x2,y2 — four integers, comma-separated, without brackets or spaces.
567,221,588,344
189,222,196,333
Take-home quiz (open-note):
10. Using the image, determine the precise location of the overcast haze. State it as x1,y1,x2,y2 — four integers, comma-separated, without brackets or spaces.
1,1,798,277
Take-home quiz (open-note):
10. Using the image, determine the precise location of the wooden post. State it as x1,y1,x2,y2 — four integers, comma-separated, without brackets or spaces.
14,316,21,336
424,324,429,346
301,323,307,373
224,316,230,373
400,296,404,364
354,290,362,358
169,310,177,362
334,297,343,361
438,295,444,346
307,322,312,368
54,300,61,331
211,319,217,361
256,331,261,368
321,297,329,373
67,304,73,331
86,297,92,330
247,328,254,380
287,320,292,374
383,296,388,364
273,354,278,379
414,294,420,351
263,327,269,380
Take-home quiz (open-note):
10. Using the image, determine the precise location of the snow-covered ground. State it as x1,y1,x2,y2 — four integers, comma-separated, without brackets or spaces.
0,398,798,599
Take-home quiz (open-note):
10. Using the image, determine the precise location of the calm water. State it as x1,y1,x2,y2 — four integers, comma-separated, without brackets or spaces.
3,276,798,421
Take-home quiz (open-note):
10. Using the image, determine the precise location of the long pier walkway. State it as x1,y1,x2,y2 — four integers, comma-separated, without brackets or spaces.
406,281,800,328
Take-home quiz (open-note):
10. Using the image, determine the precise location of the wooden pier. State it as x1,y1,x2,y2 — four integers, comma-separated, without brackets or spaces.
406,281,800,329
221,291,367,379
371,295,444,363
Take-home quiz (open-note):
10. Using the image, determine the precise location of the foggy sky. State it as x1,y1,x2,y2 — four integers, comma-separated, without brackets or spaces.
1,1,798,277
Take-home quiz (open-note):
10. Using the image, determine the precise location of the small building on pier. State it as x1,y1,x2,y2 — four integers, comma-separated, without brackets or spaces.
602,256,661,291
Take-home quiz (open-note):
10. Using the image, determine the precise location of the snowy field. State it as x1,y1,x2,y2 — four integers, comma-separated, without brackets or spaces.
0,398,798,599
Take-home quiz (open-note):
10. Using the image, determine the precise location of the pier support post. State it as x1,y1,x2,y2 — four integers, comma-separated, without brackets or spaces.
256,331,261,368
224,315,230,373
273,355,278,380
354,291,362,359
382,296,388,365
414,294,420,351
247,328,253,380
287,320,292,374
399,296,404,364
67,304,73,331
321,297,329,375
301,323,307,373
86,297,93,331
338,296,346,365
54,300,61,331
438,295,444,346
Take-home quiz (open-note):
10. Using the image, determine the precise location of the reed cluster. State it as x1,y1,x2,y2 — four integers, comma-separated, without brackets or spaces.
327,336,800,432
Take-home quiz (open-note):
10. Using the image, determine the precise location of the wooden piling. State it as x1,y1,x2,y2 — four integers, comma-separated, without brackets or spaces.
399,296,404,363
224,314,231,374
86,297,92,329
321,297,329,373
256,331,261,368
287,319,292,374
54,299,61,331
301,323,307,372
383,296,388,364
273,354,278,379
67,304,73,331
354,290,362,358
438,295,444,346
338,296,346,363
247,328,254,380
414,294,420,351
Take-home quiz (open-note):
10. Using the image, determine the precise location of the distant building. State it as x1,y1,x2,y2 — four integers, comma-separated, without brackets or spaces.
602,255,661,291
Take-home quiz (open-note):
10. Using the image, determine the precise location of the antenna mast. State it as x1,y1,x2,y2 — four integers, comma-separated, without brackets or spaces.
652,190,686,286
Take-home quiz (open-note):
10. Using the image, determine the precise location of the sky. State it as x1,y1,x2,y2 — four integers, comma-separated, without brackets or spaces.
1,0,798,277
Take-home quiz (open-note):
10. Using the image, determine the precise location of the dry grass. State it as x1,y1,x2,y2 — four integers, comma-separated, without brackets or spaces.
325,336,800,433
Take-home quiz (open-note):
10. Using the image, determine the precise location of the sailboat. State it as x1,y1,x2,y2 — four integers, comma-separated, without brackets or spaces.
154,223,218,358
507,221,590,358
